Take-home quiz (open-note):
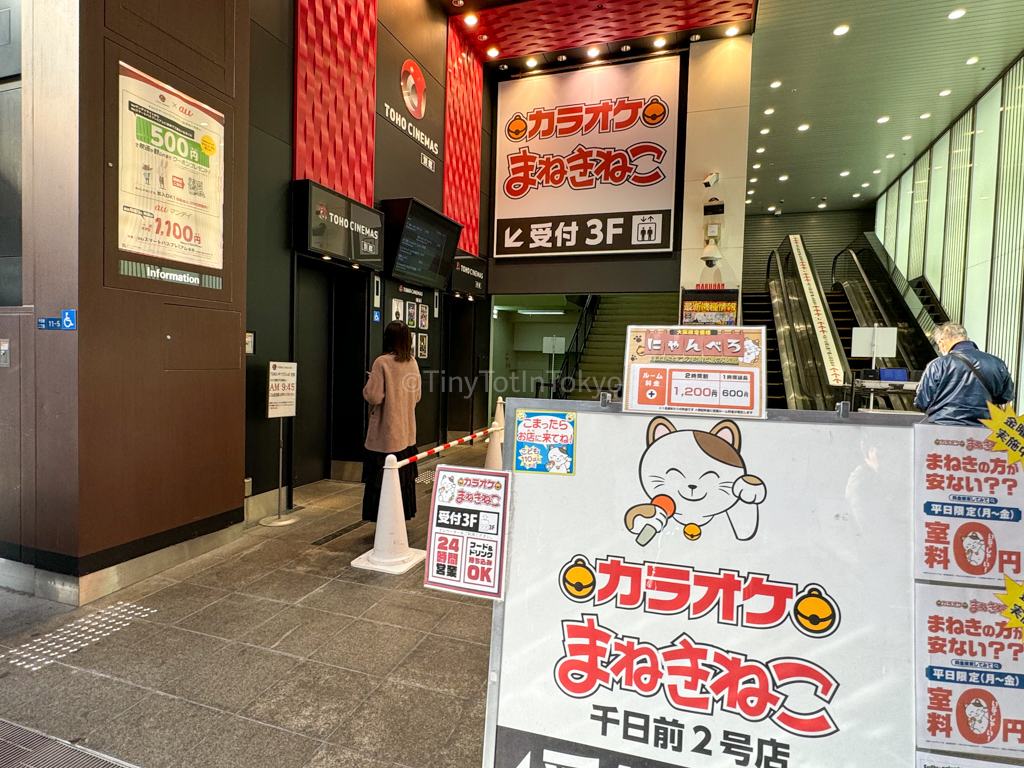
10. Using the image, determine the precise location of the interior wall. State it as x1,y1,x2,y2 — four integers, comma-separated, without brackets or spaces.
489,310,580,404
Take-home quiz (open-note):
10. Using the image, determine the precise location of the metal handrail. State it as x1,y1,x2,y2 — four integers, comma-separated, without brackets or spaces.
553,295,601,399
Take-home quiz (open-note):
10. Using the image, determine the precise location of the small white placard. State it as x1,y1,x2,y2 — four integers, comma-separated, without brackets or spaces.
267,362,297,418
852,326,899,359
542,336,566,355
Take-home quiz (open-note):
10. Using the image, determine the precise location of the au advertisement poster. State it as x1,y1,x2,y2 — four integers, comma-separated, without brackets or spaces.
489,409,915,767
914,424,1024,588
118,62,225,270
494,57,679,258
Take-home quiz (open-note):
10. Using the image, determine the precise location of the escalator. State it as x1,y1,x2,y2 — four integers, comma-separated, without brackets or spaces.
740,292,788,410
825,290,872,374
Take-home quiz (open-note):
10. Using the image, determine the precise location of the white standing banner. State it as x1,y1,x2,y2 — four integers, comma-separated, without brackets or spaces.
488,405,915,768
915,582,1024,761
914,424,1024,587
788,235,845,387
494,58,679,258
267,362,297,418
118,62,225,270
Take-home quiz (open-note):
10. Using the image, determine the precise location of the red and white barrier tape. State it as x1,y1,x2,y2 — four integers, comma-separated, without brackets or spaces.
395,426,503,468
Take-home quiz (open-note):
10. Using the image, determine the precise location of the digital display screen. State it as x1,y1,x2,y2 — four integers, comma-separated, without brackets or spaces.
393,214,450,289
880,368,909,382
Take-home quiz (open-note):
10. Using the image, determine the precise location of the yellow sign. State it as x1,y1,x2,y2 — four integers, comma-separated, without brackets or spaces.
980,402,1024,466
200,135,217,156
996,573,1024,629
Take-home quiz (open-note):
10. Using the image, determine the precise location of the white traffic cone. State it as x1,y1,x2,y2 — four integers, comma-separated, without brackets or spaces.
485,421,504,470
351,454,426,574
495,397,506,446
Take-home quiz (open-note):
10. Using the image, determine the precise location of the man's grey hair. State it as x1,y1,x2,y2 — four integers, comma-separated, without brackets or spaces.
935,322,969,345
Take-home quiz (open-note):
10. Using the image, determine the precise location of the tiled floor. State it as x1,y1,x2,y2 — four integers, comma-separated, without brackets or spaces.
0,444,492,768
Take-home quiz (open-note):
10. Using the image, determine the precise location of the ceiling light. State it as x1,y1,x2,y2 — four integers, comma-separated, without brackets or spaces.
862,182,870,187
477,34,488,41
940,89,952,96
726,26,740,37
587,47,600,58
767,206,777,212
756,147,766,154
745,199,752,204
840,171,850,177
818,203,827,209
779,175,789,181
753,163,761,169
902,135,912,140
690,34,701,42
764,108,775,115
748,190,755,195
322,255,331,260
760,128,770,134
525,57,537,67
487,47,500,58
797,124,810,131
770,80,782,88
833,24,850,36
518,310,565,316
620,44,631,52
920,113,931,119
877,116,890,123
452,0,464,5
653,37,667,48
873,169,881,174
886,153,895,158
966,56,979,65
853,193,861,198
463,13,478,26
498,64,508,70
948,8,966,19
750,177,758,182
556,55,567,62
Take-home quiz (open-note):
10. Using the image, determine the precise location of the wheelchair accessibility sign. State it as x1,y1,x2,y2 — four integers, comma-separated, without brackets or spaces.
61,310,77,330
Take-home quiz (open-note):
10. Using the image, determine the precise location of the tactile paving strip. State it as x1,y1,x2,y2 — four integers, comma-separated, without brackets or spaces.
0,603,156,672
0,718,139,767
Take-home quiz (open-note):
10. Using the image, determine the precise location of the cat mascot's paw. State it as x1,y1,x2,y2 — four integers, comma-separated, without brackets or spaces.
625,503,668,535
733,475,767,505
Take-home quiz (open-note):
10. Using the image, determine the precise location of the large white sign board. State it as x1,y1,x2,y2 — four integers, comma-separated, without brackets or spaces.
118,62,225,270
488,405,915,767
494,58,679,258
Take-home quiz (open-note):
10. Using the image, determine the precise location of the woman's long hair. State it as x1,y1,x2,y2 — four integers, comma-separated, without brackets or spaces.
383,321,413,362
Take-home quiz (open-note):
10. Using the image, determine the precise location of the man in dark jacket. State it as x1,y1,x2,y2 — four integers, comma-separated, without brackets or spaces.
915,323,1015,425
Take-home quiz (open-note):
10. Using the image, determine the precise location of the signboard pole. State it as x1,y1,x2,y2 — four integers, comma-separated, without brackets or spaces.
262,362,299,527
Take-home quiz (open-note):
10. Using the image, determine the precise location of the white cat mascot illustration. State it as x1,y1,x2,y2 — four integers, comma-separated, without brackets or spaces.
437,473,458,504
625,417,767,545
546,446,572,474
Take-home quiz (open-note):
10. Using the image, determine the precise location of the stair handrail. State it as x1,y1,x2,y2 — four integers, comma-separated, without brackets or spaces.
553,295,601,399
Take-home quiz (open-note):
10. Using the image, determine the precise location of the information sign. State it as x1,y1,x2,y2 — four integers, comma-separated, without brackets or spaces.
267,362,297,418
425,466,510,600
623,325,767,419
514,411,576,475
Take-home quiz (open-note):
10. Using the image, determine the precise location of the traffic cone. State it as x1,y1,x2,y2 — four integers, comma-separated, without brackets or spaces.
351,454,426,574
495,397,506,446
485,421,504,470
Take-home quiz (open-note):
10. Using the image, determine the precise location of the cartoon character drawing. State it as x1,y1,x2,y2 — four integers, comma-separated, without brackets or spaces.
437,473,457,503
742,337,762,365
625,417,766,545
962,531,987,567
964,698,992,736
546,446,572,474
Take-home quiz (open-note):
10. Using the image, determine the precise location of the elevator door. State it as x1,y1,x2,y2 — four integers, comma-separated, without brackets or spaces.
294,261,332,487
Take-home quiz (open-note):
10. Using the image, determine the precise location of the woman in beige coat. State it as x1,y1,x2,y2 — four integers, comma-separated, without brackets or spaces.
361,321,422,521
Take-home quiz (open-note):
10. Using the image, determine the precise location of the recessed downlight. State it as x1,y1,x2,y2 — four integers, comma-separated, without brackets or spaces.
818,203,827,209
797,124,810,131
877,116,890,123
886,153,895,158
760,128,770,134
525,57,538,68
745,199,752,204
779,175,789,181
873,169,881,174
726,26,740,37
322,255,331,261
833,24,850,35
767,206,777,212
750,177,758,183
920,113,931,119
587,47,600,58
940,89,952,96
862,182,870,187
966,56,979,65
464,13,478,26
748,190,755,195
653,37,667,48
620,44,631,52
853,193,861,198
764,108,775,115
499,64,508,70
487,47,500,58
902,135,912,141
770,80,782,88
840,171,850,177
756,147,766,154
556,55,567,62
753,163,761,169
948,8,966,19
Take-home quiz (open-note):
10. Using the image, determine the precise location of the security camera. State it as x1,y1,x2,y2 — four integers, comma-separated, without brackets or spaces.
703,172,719,188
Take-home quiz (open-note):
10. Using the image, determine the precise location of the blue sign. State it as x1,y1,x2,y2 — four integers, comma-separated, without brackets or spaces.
373,310,381,323
37,318,62,330
513,410,576,475
61,310,77,330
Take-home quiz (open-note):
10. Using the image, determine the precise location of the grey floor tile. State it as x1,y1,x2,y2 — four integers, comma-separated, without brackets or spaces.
0,588,76,646
431,602,493,645
311,619,424,676
0,663,146,742
304,744,404,768
157,550,228,582
281,549,352,579
138,582,229,624
392,634,489,698
313,491,364,512
85,575,179,611
86,692,231,768
299,580,389,617
361,591,453,632
69,624,228,690
329,679,464,766
294,481,350,506
164,642,298,712
241,660,380,739
238,569,331,603
333,565,407,588
242,606,353,657
238,539,309,568
180,715,320,768
429,711,486,768
175,593,286,640
185,556,278,591
206,535,265,559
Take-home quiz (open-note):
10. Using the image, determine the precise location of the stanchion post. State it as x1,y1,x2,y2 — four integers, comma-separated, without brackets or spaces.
485,422,503,470
495,397,506,446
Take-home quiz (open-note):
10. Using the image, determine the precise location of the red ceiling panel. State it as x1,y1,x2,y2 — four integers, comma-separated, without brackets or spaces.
443,21,484,255
465,0,755,60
